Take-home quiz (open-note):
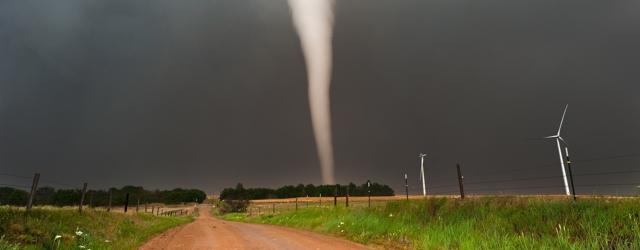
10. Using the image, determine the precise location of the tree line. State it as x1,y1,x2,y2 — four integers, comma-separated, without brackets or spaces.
0,186,207,206
219,182,395,200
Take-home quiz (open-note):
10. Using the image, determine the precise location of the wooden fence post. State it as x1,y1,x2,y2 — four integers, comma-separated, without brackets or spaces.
334,184,338,207
456,164,465,200
79,183,88,213
565,147,577,201
27,173,40,211
346,185,350,207
124,193,130,213
367,180,371,208
107,189,113,212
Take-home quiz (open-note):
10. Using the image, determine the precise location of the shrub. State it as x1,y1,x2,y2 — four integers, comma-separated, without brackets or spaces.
219,200,250,214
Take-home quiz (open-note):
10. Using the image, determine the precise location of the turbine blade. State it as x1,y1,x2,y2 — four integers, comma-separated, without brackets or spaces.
544,135,558,139
558,136,568,146
557,104,568,135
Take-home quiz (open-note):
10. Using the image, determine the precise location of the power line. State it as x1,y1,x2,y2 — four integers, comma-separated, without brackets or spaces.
576,183,639,187
574,170,640,177
466,185,566,192
465,175,563,185
573,153,640,164
455,153,640,178
0,183,30,189
38,179,80,189
0,173,32,179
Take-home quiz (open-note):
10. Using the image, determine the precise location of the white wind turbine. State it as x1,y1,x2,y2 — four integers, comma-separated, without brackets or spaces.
544,104,571,196
418,153,427,196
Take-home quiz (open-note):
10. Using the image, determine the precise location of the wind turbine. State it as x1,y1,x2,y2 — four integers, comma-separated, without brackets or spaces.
418,153,427,196
544,104,571,196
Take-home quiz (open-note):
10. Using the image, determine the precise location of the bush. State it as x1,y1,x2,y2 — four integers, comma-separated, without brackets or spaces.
219,200,250,214
220,182,395,200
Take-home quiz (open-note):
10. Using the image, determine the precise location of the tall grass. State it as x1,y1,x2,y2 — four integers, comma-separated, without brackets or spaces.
222,196,640,249
0,206,193,250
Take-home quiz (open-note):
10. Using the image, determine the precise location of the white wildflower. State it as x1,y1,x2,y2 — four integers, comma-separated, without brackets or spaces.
54,235,62,240
389,213,393,217
104,239,111,243
79,245,86,249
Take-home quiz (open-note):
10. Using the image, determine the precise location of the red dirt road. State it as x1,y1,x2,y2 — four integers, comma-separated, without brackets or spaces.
139,205,370,250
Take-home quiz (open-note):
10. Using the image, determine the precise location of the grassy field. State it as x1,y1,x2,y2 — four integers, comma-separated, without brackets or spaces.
221,196,640,249
0,206,194,250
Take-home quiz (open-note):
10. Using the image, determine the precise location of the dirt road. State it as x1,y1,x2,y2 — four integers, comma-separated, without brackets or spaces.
139,205,370,250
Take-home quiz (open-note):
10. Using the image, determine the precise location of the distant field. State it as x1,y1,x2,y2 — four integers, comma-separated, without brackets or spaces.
3,203,197,214
0,206,194,250
222,196,640,249
244,195,633,215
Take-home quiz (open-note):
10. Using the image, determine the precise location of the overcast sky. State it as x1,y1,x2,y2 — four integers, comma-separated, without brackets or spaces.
1,0,639,195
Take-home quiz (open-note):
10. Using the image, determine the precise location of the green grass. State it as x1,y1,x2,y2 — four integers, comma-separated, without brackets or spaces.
221,197,640,249
0,206,193,250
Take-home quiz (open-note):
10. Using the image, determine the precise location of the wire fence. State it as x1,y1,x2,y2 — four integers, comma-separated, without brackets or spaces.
242,152,640,216
2,152,639,217
0,172,195,217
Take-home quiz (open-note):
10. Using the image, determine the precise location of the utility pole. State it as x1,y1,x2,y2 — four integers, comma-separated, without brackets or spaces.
565,147,576,201
404,173,409,201
27,173,40,211
79,183,88,213
419,153,427,196
456,164,465,200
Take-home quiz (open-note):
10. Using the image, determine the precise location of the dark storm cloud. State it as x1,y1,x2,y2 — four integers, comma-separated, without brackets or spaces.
1,0,638,194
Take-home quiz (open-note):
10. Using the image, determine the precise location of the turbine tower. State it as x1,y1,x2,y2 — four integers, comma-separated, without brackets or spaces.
544,104,570,196
418,153,427,196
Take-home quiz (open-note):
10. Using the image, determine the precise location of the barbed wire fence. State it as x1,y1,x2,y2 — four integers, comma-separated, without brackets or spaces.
0,173,192,217
244,153,639,215
3,153,639,216
410,152,640,196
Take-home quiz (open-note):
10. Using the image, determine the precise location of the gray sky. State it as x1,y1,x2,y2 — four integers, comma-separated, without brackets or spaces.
1,0,639,195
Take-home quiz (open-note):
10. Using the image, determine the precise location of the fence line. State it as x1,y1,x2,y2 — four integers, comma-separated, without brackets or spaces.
0,173,196,218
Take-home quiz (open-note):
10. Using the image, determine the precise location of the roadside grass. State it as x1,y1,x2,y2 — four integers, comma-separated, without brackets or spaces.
220,196,640,249
0,206,193,250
